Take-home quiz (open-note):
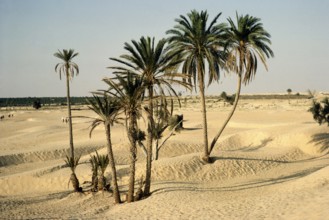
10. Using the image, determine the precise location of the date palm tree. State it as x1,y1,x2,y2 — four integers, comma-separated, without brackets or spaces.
54,49,79,160
87,95,122,203
209,13,274,154
103,72,144,202
166,10,227,162
108,36,189,196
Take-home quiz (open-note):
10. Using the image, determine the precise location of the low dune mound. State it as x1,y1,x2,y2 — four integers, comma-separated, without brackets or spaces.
217,131,272,152
216,124,329,158
0,145,105,167
155,141,202,158
134,152,285,182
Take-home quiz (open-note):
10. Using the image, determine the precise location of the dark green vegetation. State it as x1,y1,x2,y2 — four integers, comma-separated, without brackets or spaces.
309,98,329,126
0,97,89,108
0,94,309,109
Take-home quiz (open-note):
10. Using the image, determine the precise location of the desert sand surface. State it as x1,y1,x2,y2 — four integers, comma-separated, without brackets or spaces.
0,97,329,219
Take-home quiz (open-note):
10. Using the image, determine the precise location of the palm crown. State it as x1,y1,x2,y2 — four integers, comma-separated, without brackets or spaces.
54,49,79,80
166,10,227,87
109,36,189,98
225,13,274,84
103,72,144,119
87,95,121,137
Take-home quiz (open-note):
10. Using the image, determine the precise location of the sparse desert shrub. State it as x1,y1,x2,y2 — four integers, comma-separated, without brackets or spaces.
33,99,42,109
220,92,235,105
309,98,329,126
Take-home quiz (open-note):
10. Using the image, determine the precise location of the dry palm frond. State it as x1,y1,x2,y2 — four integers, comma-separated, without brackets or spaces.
307,89,317,99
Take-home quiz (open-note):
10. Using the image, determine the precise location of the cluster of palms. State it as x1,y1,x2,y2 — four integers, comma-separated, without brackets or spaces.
54,10,273,204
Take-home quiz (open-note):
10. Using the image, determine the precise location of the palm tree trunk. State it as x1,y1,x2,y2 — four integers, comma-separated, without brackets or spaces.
197,65,209,163
98,173,105,191
127,113,137,203
154,140,159,161
66,72,74,160
70,172,80,192
144,86,154,196
209,74,242,154
105,122,121,204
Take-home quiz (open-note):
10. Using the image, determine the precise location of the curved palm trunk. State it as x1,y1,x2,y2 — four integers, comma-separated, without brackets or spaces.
197,65,209,163
144,87,154,196
127,113,137,203
209,74,242,154
66,72,74,159
105,122,121,204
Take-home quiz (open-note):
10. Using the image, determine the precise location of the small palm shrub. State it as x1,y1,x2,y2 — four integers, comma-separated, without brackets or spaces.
309,98,329,126
89,151,110,192
64,155,82,192
89,154,98,191
96,151,109,191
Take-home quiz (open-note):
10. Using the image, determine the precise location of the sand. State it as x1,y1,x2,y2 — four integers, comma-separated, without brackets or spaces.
0,97,328,219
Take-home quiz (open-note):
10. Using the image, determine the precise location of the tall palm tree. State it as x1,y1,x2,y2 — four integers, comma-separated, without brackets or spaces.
87,95,122,204
166,10,227,162
108,36,189,196
54,49,79,160
103,73,145,202
209,13,274,154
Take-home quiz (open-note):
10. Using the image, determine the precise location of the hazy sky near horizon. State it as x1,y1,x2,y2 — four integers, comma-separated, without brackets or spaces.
0,0,328,97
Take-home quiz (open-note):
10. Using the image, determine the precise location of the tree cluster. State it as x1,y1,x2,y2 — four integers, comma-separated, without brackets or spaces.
54,10,273,204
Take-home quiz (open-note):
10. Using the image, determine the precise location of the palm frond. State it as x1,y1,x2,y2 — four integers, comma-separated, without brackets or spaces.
225,12,274,84
54,49,79,79
64,154,81,173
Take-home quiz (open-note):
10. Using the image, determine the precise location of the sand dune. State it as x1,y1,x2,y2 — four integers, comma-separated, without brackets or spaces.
0,98,328,219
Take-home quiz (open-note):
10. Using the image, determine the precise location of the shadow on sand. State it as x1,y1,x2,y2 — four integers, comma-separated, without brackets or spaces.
309,133,329,153
151,165,328,195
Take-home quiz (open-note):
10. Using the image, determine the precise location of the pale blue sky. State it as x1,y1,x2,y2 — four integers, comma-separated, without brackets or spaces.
0,0,328,97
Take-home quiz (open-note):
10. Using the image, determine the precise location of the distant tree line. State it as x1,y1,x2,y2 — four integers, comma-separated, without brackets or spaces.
0,97,90,108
